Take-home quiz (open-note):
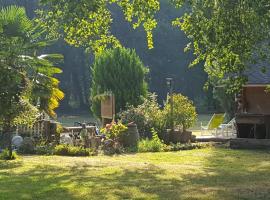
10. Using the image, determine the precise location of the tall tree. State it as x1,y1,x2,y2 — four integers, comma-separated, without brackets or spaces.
91,47,148,118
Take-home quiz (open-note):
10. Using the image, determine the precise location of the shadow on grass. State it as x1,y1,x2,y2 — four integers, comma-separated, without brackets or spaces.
0,160,23,170
178,148,270,200
0,148,270,199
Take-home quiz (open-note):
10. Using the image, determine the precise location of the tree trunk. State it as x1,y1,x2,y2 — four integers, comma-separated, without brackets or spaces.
8,130,12,159
2,122,12,159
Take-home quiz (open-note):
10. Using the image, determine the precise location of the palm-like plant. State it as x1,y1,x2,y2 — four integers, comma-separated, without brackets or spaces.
0,5,64,158
0,5,64,118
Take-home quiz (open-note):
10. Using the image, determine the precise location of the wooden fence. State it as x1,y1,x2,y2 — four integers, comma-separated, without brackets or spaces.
16,112,58,141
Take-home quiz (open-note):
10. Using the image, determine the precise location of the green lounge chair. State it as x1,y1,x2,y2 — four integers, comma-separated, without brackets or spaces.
201,113,225,135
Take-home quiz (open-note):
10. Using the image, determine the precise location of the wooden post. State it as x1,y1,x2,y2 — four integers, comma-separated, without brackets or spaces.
101,94,115,127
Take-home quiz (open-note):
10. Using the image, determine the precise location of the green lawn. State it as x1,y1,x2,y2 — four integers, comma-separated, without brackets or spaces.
1,147,270,200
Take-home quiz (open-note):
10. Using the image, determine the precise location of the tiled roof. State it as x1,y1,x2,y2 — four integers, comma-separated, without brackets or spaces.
245,65,270,84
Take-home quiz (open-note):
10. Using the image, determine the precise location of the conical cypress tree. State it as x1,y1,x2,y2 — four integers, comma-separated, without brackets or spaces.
90,47,148,118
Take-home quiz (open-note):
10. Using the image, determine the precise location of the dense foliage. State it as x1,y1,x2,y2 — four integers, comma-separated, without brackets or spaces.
0,5,64,158
54,144,96,156
0,0,210,114
100,122,128,140
0,149,18,160
119,93,163,137
138,128,166,152
2,0,267,119
172,0,270,94
120,92,197,139
213,87,235,120
0,5,64,118
163,94,197,131
91,47,148,117
37,0,160,52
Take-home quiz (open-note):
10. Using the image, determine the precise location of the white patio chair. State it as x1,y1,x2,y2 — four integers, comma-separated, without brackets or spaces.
218,118,237,137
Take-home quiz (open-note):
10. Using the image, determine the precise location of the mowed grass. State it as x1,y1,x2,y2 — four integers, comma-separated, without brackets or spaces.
1,147,270,200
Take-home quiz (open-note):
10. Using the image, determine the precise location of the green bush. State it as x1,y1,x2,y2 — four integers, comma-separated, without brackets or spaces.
138,129,166,152
0,149,18,160
53,144,96,156
35,145,54,155
119,93,164,137
91,47,148,118
165,142,212,152
17,137,35,154
100,122,128,140
163,94,197,131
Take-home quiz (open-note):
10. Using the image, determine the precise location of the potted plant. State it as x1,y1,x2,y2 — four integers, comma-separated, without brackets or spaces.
163,94,197,143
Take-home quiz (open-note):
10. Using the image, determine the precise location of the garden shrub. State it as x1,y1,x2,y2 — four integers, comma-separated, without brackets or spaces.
91,47,148,118
165,142,212,152
53,144,96,156
17,137,35,154
163,94,197,131
0,149,18,160
119,105,145,134
138,129,166,152
35,144,54,155
119,93,164,137
100,122,128,140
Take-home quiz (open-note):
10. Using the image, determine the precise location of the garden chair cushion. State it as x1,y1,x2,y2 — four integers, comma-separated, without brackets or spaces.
201,113,225,130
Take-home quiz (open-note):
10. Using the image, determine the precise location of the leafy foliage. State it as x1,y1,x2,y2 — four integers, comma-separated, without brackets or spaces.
35,144,54,155
213,87,235,120
163,94,197,131
100,122,128,140
119,93,163,137
164,142,212,152
0,5,64,121
91,47,148,117
2,1,211,113
0,5,64,158
172,0,270,93
17,137,35,154
54,144,96,156
0,149,18,160
37,0,160,52
138,128,166,152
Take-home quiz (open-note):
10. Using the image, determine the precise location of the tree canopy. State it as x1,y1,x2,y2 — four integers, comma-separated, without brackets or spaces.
172,0,270,92
37,0,270,111
37,0,160,53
